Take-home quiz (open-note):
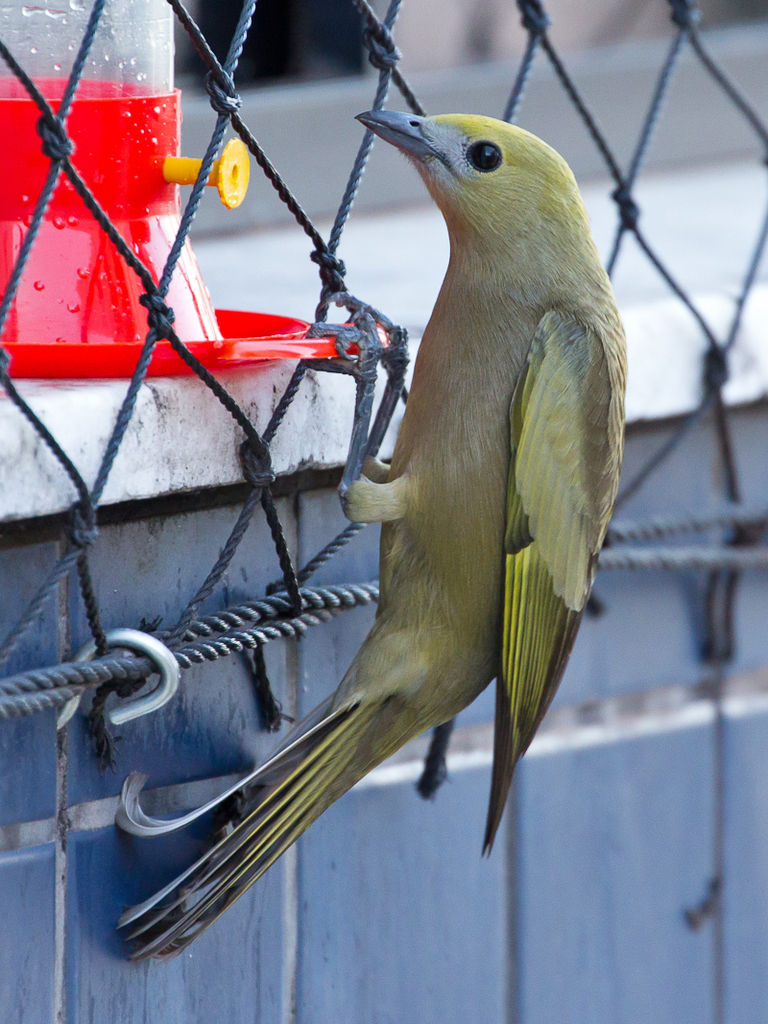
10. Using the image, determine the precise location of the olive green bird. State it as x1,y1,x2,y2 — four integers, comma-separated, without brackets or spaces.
117,110,626,959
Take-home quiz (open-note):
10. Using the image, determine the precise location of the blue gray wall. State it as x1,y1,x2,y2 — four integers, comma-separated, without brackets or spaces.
1,403,766,1023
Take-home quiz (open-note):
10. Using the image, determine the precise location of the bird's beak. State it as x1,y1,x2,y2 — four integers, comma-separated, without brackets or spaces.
356,110,437,162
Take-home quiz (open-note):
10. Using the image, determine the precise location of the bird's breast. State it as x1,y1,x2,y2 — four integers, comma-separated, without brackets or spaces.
381,293,534,663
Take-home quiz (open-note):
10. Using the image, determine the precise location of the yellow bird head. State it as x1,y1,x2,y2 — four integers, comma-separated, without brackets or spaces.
357,109,601,298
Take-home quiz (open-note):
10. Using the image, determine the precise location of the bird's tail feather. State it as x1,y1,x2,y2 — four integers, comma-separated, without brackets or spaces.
120,698,377,960
482,545,582,853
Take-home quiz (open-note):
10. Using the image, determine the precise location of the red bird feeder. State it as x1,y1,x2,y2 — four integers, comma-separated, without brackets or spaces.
0,0,339,378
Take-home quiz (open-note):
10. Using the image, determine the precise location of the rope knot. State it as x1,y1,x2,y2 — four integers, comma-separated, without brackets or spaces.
704,345,729,391
36,116,74,163
668,0,701,29
611,185,640,231
518,0,551,34
362,27,401,72
139,293,176,340
68,503,97,550
240,441,275,490
204,70,242,115
310,249,346,293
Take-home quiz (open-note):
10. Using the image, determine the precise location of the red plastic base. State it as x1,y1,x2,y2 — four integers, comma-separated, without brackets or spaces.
3,308,349,378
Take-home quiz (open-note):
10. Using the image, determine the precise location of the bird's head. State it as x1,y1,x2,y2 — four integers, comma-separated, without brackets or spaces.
357,110,589,254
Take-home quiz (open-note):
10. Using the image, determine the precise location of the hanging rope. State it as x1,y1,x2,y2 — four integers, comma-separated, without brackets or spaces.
0,0,413,748
0,583,380,721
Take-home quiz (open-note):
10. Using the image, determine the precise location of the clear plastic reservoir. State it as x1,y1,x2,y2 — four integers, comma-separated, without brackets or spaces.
0,0,174,95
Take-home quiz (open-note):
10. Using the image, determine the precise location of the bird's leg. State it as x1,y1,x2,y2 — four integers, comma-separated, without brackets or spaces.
343,473,408,523
307,294,409,514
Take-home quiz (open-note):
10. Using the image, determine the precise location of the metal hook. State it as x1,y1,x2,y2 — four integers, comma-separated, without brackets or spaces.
59,628,179,728
115,697,341,840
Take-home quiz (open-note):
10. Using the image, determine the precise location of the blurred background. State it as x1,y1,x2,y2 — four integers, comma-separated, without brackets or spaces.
177,0,768,83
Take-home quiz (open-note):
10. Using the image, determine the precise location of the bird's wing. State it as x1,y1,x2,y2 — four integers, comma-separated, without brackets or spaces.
484,310,623,850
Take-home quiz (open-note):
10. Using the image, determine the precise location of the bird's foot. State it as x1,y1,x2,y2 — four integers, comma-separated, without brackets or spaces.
343,472,408,524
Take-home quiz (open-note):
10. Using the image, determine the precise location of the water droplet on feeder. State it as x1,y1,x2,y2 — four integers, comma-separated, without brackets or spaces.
33,280,45,291
76,267,89,280
67,302,80,314
53,216,65,229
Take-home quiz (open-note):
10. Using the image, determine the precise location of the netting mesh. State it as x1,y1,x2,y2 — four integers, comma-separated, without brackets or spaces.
1,0,767,784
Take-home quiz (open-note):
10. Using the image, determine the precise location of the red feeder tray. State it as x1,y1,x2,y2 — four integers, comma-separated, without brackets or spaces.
3,308,350,378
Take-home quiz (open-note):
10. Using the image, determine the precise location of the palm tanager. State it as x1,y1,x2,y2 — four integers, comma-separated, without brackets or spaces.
117,111,627,959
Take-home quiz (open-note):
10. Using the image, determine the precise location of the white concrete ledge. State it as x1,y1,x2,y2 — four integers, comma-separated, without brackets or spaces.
622,286,768,424
0,361,391,522
2,159,767,523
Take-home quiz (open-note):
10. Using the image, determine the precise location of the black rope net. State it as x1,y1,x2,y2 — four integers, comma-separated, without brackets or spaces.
0,0,767,795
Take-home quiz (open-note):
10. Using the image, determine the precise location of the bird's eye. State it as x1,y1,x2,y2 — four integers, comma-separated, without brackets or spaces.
467,141,502,172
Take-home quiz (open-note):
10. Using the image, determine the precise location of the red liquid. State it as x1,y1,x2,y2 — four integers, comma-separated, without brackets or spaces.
0,80,221,366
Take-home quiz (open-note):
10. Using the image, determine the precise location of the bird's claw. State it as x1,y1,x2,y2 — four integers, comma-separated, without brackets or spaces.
309,291,398,367
306,321,363,362
307,291,408,504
